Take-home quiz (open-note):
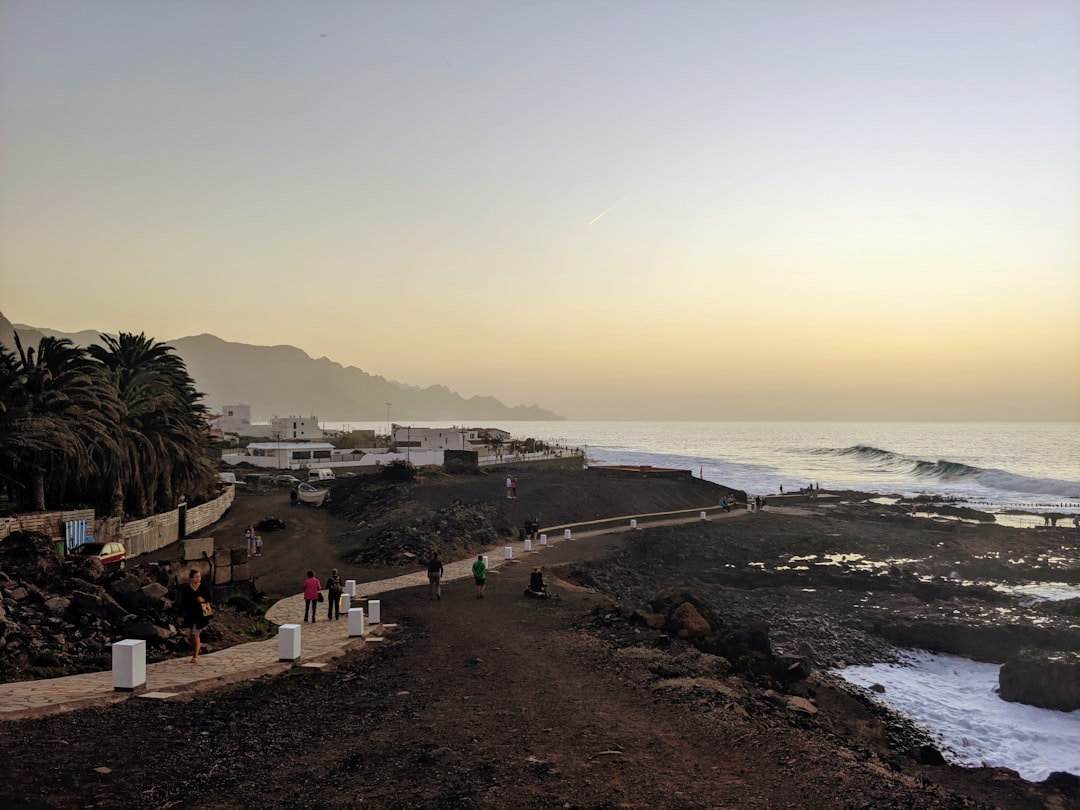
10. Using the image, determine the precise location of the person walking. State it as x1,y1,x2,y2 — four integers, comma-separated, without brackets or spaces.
427,552,444,600
177,569,213,663
511,477,518,498
245,525,256,557
326,568,343,620
303,570,321,622
506,475,512,499
471,555,487,599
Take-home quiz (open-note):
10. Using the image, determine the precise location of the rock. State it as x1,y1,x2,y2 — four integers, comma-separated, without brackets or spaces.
7,587,29,602
671,602,711,640
786,696,818,715
999,650,1080,712
869,683,886,693
44,596,71,616
648,587,723,630
136,582,170,610
123,617,172,643
629,610,666,630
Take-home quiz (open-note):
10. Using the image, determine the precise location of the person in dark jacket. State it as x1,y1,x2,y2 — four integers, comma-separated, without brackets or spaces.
427,552,444,600
177,569,213,663
326,568,344,620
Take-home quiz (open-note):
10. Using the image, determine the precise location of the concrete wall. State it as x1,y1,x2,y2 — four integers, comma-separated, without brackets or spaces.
0,487,235,560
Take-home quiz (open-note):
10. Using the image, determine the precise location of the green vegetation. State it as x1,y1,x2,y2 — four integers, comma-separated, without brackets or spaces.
0,331,217,517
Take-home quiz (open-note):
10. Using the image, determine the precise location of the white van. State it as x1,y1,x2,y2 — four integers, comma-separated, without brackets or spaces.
307,468,335,482
219,472,237,485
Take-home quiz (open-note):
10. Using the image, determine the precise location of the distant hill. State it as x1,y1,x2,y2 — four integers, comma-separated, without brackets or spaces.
0,313,563,422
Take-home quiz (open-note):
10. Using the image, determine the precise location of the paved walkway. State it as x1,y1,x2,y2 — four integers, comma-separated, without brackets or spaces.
0,505,746,721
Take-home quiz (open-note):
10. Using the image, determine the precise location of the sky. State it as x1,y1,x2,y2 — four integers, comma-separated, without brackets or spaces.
1,0,1078,421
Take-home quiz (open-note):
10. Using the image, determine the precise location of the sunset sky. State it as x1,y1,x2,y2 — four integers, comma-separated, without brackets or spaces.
2,1,1077,420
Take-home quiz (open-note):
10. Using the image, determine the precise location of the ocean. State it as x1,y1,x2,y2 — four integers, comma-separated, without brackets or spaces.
327,421,1080,520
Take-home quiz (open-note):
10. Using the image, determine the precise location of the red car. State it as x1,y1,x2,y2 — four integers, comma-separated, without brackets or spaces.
68,541,127,570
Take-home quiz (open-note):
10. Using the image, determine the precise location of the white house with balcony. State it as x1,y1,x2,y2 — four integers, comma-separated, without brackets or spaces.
391,425,510,453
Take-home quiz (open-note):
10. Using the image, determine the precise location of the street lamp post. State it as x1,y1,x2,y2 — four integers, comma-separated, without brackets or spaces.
385,402,391,443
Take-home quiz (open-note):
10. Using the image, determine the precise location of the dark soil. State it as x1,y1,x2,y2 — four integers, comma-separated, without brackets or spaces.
1,466,1077,809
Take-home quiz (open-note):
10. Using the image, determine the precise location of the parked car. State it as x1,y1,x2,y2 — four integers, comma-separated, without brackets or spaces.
243,473,275,487
273,474,301,487
68,541,127,570
307,468,335,482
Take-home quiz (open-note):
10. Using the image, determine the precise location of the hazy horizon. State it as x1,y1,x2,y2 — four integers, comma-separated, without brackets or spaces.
2,1,1078,421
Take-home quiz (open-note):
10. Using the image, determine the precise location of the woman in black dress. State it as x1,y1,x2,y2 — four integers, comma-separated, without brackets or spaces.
177,569,213,663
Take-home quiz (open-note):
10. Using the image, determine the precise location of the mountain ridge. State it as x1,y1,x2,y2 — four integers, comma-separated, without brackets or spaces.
0,312,563,422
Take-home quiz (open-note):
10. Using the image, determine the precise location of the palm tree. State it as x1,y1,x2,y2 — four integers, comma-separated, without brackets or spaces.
89,333,215,517
0,334,114,511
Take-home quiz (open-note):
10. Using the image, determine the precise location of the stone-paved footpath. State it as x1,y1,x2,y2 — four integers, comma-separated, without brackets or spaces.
0,506,745,721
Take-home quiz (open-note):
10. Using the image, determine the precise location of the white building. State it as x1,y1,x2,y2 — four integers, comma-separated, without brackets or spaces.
210,405,323,441
212,404,271,438
269,416,323,441
391,425,510,453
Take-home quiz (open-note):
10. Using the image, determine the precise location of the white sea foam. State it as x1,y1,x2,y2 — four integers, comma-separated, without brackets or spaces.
835,651,1080,782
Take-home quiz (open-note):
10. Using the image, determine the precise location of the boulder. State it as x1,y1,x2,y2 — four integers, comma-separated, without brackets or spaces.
999,650,1080,712
44,596,71,616
671,602,711,640
648,587,723,630
786,696,818,715
629,609,666,630
136,582,170,610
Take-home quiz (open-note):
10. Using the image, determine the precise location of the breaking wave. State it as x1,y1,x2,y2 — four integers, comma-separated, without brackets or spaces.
815,446,1080,499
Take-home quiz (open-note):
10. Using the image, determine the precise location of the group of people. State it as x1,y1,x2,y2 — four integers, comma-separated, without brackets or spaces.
244,525,263,557
505,476,519,498
302,569,344,621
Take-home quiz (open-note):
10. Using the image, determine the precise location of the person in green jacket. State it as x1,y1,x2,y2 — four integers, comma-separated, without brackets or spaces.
471,555,487,599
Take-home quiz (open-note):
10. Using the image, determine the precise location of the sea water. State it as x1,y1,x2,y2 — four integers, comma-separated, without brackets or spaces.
329,421,1080,518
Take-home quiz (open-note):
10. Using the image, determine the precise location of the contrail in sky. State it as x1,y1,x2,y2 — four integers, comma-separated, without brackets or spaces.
587,192,632,227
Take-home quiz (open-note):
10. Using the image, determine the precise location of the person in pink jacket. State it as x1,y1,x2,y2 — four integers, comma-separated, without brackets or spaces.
303,570,321,623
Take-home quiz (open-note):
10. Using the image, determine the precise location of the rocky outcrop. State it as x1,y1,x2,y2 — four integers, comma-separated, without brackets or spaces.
873,621,1080,664
0,531,191,680
999,650,1080,712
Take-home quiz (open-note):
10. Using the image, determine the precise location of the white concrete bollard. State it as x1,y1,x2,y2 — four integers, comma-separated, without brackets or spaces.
540,534,547,545
368,599,381,625
278,623,302,662
340,593,351,614
700,511,707,520
524,539,532,552
348,608,365,637
504,546,513,559
564,529,572,540
112,639,146,692
345,579,356,597
630,519,637,528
